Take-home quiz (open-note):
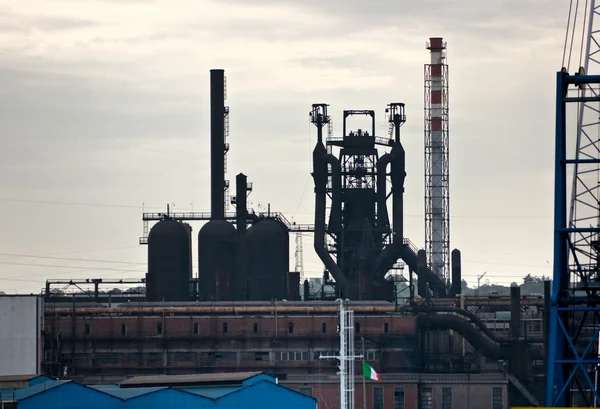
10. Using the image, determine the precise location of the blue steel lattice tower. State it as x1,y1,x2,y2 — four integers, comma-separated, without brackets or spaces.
424,38,450,281
546,2,600,406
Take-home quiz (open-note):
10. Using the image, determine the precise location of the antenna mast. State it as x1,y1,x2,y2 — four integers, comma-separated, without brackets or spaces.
319,299,362,409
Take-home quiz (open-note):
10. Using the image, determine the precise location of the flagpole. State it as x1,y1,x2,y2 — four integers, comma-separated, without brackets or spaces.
362,336,366,409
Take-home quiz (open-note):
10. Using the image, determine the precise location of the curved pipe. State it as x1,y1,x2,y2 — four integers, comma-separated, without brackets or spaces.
325,154,342,232
419,314,510,360
313,143,349,293
402,305,500,342
377,153,393,228
390,141,405,240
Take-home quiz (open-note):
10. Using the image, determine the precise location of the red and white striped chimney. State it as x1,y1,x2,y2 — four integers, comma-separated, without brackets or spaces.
425,37,450,282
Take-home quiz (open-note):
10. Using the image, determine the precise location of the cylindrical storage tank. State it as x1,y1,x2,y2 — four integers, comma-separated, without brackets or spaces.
147,219,192,302
247,219,289,301
451,249,462,296
198,220,237,301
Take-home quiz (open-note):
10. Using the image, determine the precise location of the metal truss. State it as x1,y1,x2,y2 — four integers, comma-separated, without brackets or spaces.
546,72,600,407
546,3,600,406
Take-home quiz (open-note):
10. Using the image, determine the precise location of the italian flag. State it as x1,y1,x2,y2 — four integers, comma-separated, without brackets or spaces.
362,361,381,381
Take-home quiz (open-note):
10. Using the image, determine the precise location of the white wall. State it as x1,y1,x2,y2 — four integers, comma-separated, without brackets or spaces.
0,296,42,375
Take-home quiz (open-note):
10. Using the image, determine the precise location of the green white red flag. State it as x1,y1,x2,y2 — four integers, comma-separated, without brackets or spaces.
362,361,381,381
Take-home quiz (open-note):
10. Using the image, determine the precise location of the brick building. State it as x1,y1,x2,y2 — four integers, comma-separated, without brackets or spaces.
39,301,527,408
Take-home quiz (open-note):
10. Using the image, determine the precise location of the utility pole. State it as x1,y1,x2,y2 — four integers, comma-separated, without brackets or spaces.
476,271,487,296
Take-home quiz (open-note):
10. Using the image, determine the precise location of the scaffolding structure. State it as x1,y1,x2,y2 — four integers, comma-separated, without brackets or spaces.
424,37,450,280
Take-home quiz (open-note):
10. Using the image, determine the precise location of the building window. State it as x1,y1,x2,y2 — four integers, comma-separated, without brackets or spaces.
254,352,269,361
193,322,199,335
441,387,452,409
373,387,384,409
322,322,327,333
355,322,360,333
222,322,228,334
253,323,258,334
394,387,405,409
299,387,312,397
366,350,380,361
157,322,163,335
492,387,503,409
421,387,433,409
384,323,389,333
121,323,127,335
289,322,294,334
275,351,309,361
84,322,90,335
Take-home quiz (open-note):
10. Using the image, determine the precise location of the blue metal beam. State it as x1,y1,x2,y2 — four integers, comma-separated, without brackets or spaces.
546,70,600,407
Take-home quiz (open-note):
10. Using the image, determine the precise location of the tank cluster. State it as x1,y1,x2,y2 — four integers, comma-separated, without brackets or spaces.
146,70,295,302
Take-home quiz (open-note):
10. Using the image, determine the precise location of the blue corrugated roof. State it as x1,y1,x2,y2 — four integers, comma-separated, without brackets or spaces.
90,385,168,399
180,385,242,398
14,380,69,400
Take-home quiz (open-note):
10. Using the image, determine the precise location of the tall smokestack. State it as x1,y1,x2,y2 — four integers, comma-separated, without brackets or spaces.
425,37,450,282
210,69,226,220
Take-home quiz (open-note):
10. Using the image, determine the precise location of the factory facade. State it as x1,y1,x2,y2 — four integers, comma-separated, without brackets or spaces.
31,54,546,409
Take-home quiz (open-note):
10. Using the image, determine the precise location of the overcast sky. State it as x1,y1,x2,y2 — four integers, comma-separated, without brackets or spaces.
0,0,569,294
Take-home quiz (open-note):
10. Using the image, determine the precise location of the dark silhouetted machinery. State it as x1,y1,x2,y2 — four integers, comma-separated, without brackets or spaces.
145,69,292,303
143,70,461,303
310,104,453,301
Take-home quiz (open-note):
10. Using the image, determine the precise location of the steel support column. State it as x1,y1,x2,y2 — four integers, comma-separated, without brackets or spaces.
546,71,600,407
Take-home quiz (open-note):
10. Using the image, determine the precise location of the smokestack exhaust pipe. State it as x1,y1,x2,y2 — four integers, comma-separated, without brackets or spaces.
210,69,226,220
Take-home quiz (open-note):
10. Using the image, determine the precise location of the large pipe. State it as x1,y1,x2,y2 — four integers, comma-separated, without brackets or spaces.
510,286,521,340
419,314,511,360
325,155,342,232
313,140,349,294
236,173,247,236
401,304,501,343
417,250,428,297
210,69,225,220
450,249,462,296
373,140,406,275
390,141,406,241
376,153,393,228
233,174,249,301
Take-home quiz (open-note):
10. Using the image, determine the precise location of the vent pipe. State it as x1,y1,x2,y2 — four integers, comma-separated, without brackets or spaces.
210,69,226,220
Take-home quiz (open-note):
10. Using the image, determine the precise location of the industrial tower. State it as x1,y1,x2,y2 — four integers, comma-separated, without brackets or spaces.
311,103,449,301
424,37,450,281
546,2,600,406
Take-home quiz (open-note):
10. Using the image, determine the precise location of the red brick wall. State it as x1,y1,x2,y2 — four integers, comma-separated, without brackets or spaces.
282,381,419,409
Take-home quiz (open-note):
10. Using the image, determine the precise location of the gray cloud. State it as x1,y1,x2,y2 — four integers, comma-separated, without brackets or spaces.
31,16,99,31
